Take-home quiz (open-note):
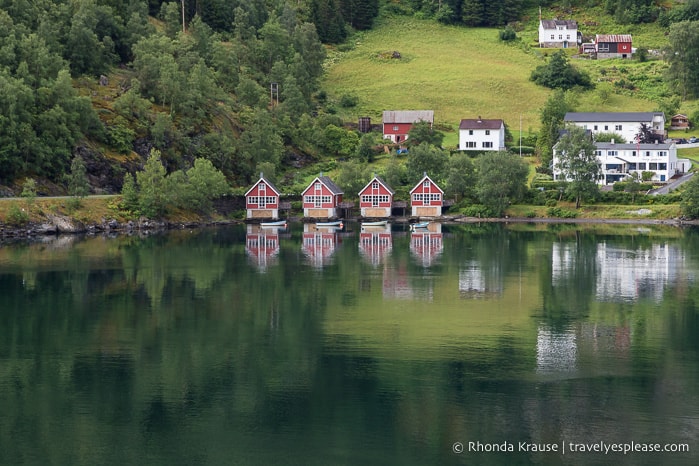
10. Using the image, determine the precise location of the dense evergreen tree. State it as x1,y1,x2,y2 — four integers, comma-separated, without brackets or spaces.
666,21,699,99
340,0,379,30
310,0,346,43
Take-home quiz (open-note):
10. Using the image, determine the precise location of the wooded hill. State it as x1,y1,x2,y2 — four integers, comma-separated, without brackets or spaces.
0,0,697,200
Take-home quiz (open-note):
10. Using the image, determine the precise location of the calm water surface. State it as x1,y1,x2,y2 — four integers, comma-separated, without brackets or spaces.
1,222,699,465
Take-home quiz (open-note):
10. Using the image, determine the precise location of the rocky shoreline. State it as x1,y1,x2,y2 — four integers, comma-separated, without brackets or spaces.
2,213,698,241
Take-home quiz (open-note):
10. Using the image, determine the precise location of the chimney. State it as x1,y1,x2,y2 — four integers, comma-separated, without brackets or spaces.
477,115,482,122
611,139,615,144
655,139,659,144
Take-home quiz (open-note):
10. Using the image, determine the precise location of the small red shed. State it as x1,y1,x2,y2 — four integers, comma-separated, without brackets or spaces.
301,175,344,219
409,174,444,217
358,175,395,218
670,114,690,130
245,173,282,219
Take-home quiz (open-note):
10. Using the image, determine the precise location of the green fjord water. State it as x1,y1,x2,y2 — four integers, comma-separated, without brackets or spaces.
1,222,698,466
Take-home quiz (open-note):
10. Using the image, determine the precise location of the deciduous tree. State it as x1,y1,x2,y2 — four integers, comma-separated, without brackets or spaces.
476,151,528,217
554,125,600,208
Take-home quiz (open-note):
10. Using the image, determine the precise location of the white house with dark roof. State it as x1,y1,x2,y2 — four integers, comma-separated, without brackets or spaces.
563,112,666,143
539,19,579,48
458,117,505,151
552,140,690,185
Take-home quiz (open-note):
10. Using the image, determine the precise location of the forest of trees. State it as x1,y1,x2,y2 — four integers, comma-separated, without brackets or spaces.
1,0,699,214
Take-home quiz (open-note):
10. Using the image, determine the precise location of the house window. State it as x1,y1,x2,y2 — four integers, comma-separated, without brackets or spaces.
315,182,321,190
305,195,313,204
658,151,667,157
599,43,610,52
604,125,609,131
659,163,667,170
607,150,618,156
567,34,570,39
638,163,646,170
464,141,476,148
632,151,637,156
594,125,598,131
559,34,563,40
267,196,276,204
423,180,430,187
594,150,602,156
373,181,379,189
259,183,266,191
393,126,399,131
469,130,473,135
628,163,637,170
615,125,622,131
485,130,490,135
550,34,555,40
649,163,658,170
645,151,651,157
483,141,493,148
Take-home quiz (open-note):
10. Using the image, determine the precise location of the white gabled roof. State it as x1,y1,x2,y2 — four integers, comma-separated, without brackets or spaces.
409,174,444,194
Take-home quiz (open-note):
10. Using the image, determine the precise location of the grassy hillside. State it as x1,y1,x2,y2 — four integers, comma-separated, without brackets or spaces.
323,8,695,147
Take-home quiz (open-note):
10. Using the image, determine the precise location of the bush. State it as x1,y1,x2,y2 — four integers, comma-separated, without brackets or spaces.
547,207,577,218
525,211,536,218
510,146,535,155
339,94,359,108
545,199,558,207
7,203,29,226
499,26,517,42
461,204,496,218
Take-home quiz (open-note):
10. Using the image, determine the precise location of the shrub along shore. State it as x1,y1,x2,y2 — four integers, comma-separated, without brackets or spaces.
0,196,695,240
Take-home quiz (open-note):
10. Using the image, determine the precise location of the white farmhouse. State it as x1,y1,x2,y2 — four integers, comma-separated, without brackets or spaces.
458,117,505,151
552,140,691,185
564,112,666,143
539,19,579,48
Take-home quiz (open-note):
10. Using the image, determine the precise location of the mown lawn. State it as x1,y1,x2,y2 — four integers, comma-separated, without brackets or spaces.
323,14,667,143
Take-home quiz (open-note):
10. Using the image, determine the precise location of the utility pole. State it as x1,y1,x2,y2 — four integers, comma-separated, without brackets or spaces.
519,114,522,157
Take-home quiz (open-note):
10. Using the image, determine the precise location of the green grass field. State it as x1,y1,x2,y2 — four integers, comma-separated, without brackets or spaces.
323,9,697,144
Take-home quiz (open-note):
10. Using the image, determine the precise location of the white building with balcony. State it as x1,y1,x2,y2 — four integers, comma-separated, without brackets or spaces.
552,140,690,185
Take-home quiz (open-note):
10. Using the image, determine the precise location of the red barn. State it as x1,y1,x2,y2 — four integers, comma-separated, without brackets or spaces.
382,110,434,144
301,175,344,219
245,173,282,219
595,34,632,59
409,174,444,217
359,175,395,218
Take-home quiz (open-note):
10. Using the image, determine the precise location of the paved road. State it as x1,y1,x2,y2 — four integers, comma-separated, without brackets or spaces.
650,171,694,195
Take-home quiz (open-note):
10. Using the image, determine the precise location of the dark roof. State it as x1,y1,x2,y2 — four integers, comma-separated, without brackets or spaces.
305,175,343,195
564,112,664,123
540,19,577,29
595,142,673,150
459,118,504,130
383,110,434,124
359,175,395,196
244,173,282,196
595,34,632,43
